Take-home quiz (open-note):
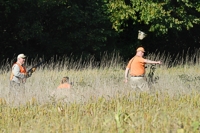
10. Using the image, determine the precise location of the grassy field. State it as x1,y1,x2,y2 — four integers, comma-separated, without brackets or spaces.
0,52,200,133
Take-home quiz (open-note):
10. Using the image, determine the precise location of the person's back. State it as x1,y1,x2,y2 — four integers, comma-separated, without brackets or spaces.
57,83,71,89
57,77,71,89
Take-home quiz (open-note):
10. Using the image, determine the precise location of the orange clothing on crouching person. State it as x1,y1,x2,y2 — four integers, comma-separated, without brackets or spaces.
126,56,146,76
57,83,71,89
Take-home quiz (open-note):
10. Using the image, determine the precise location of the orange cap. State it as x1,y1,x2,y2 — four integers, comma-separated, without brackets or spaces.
136,47,145,52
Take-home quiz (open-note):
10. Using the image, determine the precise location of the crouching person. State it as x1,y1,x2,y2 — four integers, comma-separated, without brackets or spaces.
57,77,71,89
50,77,72,102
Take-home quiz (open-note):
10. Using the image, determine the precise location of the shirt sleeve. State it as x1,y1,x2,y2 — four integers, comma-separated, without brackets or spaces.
12,64,25,78
139,57,146,63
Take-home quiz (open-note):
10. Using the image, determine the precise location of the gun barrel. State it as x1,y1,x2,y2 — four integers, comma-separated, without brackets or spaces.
27,61,44,73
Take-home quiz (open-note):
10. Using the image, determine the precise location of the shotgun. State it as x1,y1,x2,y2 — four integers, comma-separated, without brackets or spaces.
27,61,45,77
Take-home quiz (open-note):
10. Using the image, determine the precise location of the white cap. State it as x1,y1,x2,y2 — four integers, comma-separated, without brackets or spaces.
17,54,26,59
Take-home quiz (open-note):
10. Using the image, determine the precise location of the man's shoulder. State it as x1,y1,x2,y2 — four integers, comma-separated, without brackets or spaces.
12,63,21,69
134,56,144,60
134,56,145,62
12,63,19,67
57,83,71,89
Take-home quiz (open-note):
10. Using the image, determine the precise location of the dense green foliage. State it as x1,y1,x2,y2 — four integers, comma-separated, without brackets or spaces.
106,0,200,33
0,0,200,62
105,0,200,57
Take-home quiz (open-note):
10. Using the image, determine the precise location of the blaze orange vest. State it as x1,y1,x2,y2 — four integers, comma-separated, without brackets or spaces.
10,63,27,80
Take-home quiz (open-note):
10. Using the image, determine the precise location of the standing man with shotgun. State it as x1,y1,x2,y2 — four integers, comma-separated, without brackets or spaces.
124,47,161,91
9,54,29,104
9,54,43,105
10,54,43,87
10,54,28,87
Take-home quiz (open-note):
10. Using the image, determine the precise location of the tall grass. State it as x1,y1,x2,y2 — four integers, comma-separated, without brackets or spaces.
0,51,200,132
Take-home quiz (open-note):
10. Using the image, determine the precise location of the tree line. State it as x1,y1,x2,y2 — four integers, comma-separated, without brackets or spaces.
1,0,200,63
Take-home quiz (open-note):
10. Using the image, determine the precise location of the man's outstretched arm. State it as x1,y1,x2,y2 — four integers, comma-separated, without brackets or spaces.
145,59,161,64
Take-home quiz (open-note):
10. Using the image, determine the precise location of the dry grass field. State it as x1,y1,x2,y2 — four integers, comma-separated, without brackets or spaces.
0,52,200,133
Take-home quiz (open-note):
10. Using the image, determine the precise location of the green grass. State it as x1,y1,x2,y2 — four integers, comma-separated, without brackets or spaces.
0,52,200,132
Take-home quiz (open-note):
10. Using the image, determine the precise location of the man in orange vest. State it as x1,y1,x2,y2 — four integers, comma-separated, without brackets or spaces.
9,54,28,105
124,47,162,91
10,54,27,86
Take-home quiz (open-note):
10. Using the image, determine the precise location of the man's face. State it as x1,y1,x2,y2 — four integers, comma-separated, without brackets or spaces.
18,57,26,65
138,51,144,57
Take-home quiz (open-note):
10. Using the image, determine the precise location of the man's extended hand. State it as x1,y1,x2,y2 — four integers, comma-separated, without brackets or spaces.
157,61,162,64
25,72,31,78
26,67,37,78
